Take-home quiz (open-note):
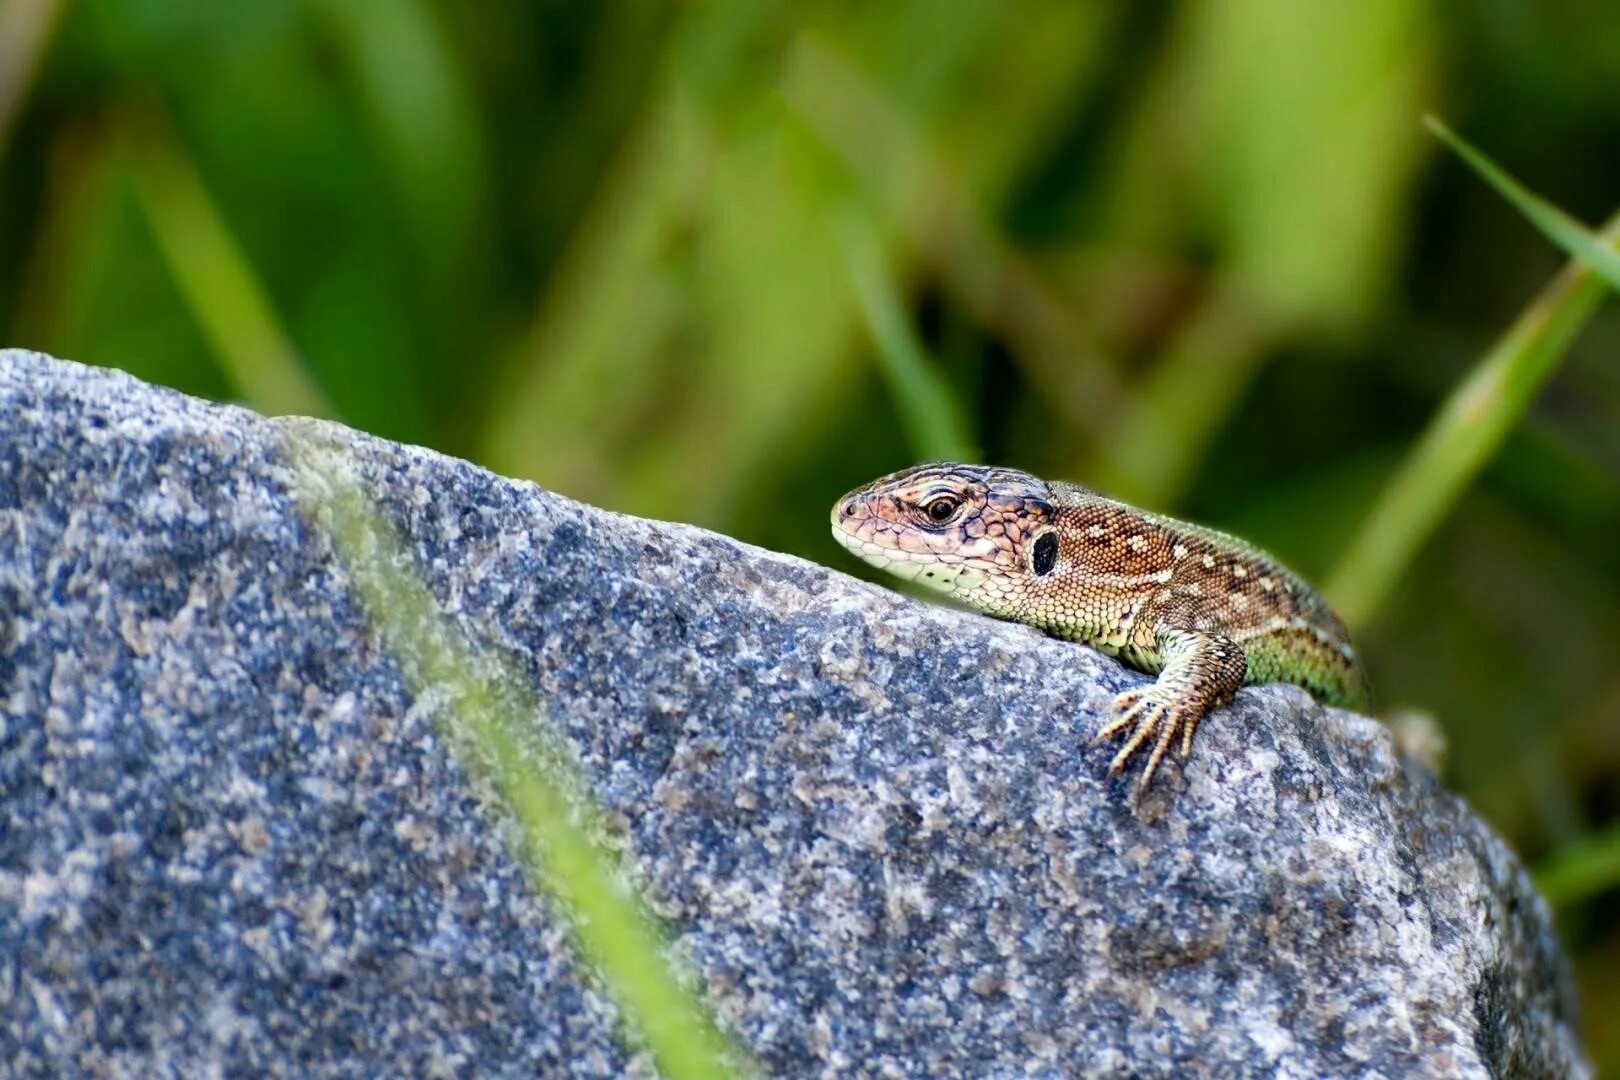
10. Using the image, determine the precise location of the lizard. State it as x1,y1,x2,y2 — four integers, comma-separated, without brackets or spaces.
830,462,1369,792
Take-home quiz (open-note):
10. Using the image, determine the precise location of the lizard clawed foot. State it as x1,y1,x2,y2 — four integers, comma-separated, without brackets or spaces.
1094,686,1203,793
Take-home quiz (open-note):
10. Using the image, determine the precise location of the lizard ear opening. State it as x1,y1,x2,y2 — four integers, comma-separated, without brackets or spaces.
1032,530,1059,576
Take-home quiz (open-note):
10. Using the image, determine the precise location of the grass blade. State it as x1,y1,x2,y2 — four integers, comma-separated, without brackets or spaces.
9,125,121,352
288,433,742,1080
784,37,1126,439
1428,117,1620,293
1535,823,1620,907
119,107,333,418
1326,210,1620,628
835,205,976,463
317,0,486,270
1086,279,1272,509
0,0,66,159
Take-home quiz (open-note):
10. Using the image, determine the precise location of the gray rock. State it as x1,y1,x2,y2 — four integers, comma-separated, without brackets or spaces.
0,349,1585,1077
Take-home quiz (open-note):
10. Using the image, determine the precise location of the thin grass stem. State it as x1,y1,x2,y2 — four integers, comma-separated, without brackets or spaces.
120,107,333,418
288,434,743,1080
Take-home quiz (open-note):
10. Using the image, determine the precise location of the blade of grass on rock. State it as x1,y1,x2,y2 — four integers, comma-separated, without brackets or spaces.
288,434,741,1080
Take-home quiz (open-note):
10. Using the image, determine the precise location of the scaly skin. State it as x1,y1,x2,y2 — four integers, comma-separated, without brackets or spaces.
831,463,1369,792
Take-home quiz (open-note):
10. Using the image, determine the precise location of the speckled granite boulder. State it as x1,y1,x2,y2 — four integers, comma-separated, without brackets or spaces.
0,350,1585,1077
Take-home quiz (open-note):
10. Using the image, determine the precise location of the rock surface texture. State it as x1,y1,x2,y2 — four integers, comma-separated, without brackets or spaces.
0,350,1586,1077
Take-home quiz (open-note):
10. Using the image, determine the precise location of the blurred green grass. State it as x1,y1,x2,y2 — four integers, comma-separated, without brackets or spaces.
5,0,1620,1069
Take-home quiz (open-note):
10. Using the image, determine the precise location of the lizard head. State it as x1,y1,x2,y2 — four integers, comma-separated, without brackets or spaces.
831,462,1058,616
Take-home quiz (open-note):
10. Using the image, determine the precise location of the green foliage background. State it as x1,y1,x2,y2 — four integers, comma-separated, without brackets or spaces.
4,0,1620,1066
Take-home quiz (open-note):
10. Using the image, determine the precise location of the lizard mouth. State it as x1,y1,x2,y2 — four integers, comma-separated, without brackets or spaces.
829,523,993,593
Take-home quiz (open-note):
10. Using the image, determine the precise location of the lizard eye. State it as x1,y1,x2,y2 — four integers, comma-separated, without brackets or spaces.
923,496,961,524
1032,531,1058,576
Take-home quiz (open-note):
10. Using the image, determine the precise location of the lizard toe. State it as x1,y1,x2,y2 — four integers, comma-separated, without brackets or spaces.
1095,686,1154,744
1106,699,1165,776
1138,710,1184,792
1111,687,1146,712
1179,713,1202,760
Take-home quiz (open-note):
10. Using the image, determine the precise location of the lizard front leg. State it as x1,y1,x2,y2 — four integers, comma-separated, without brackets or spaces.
1093,627,1245,792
